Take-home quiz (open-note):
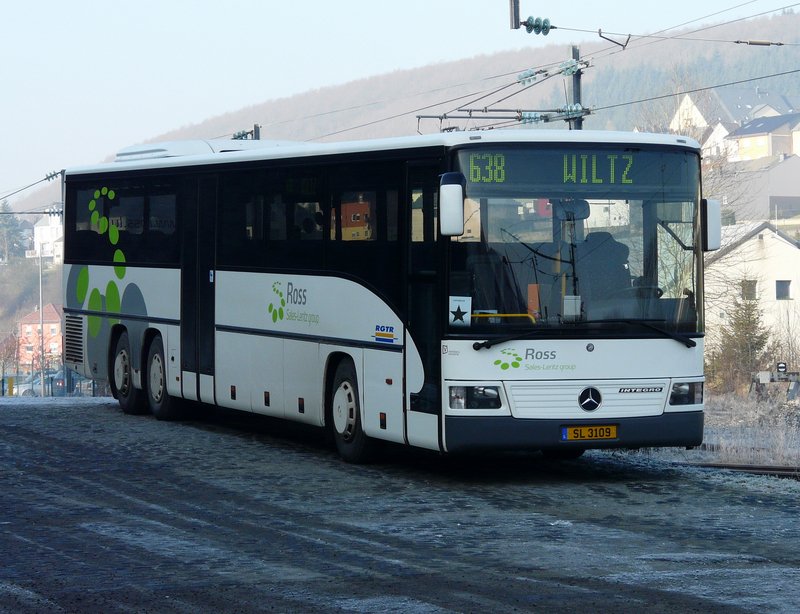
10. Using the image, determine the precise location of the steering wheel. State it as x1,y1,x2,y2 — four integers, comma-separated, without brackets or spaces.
609,285,664,299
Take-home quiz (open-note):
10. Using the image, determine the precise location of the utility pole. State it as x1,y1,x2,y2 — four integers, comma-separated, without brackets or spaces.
509,0,520,29
570,45,583,130
39,249,45,396
508,6,585,128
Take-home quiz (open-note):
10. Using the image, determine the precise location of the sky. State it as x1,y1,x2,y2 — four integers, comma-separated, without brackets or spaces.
1,0,790,209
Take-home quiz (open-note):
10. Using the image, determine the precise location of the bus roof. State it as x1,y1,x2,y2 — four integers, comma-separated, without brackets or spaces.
64,129,701,177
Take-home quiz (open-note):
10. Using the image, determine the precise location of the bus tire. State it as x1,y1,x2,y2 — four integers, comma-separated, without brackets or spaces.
146,335,181,420
328,359,374,463
112,331,146,415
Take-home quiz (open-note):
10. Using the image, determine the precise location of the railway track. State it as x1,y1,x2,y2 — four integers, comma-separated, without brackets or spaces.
683,462,800,480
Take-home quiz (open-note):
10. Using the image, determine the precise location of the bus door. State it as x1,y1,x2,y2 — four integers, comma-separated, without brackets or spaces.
405,162,444,451
180,174,217,404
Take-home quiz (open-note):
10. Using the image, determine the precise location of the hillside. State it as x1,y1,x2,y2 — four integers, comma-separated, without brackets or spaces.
154,11,800,140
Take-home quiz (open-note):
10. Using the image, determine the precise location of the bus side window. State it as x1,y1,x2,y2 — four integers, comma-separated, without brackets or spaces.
244,197,264,242
411,189,425,242
219,170,266,268
409,186,438,273
291,202,323,240
149,194,176,237
337,191,376,242
267,195,286,241
111,196,144,236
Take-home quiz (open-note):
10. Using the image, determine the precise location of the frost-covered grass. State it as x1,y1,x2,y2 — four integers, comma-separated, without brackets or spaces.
630,393,800,466
702,393,800,466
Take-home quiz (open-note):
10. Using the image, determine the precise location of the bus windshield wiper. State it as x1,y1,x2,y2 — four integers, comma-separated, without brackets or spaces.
473,329,543,351
605,319,696,348
472,319,696,351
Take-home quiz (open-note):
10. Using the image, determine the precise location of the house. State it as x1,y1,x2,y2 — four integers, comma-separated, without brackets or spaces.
670,87,795,134
687,107,800,222
16,303,63,375
704,222,800,347
669,88,797,161
705,154,800,222
27,213,63,264
700,121,739,159
725,112,800,162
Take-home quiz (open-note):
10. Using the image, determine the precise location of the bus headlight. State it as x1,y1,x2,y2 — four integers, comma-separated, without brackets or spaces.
669,382,703,405
449,386,502,409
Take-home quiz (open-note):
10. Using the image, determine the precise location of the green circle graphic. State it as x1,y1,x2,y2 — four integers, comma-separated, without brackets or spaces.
76,266,89,304
105,280,121,313
113,249,126,279
79,186,132,338
87,288,103,338
268,282,286,322
494,348,523,370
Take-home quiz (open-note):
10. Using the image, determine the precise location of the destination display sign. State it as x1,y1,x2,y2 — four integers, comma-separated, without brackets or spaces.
458,146,698,198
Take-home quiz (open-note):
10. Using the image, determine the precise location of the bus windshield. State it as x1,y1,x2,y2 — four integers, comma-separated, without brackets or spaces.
448,144,702,334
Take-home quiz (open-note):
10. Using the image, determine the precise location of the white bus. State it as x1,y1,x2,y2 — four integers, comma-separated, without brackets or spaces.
63,130,721,462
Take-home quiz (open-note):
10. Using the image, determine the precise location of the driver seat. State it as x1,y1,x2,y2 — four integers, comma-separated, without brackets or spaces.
575,232,631,300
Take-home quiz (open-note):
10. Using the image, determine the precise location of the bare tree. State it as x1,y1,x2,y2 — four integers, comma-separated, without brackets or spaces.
0,332,19,381
767,304,800,371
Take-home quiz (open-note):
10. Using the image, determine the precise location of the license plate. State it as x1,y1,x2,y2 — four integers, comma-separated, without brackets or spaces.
561,425,618,441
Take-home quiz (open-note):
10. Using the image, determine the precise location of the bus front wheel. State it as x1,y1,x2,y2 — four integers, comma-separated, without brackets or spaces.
146,335,181,420
329,360,374,463
112,331,146,415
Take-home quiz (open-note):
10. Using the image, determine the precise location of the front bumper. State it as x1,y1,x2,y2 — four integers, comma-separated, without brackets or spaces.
444,410,703,453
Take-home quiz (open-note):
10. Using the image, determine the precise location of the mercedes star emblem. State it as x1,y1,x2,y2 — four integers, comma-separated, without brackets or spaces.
578,387,602,411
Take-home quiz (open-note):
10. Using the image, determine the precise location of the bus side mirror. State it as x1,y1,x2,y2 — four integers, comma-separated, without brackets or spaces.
701,198,721,251
439,172,466,237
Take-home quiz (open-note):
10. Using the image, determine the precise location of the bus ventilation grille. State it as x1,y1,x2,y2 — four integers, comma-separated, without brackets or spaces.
64,315,84,364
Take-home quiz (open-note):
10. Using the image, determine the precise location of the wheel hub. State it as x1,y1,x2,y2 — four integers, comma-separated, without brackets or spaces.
114,349,130,394
332,381,356,441
149,353,164,403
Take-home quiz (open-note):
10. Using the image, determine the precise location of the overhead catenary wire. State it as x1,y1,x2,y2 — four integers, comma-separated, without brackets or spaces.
0,172,62,205
304,4,800,138
483,2,800,113
247,3,791,140
475,67,800,130
242,3,797,142
307,87,503,141
592,67,800,113
585,1,800,64
568,26,797,47
491,3,800,122
302,48,588,138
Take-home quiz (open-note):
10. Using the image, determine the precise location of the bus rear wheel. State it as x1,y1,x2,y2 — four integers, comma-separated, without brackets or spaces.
328,359,374,463
112,331,146,415
146,335,181,420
